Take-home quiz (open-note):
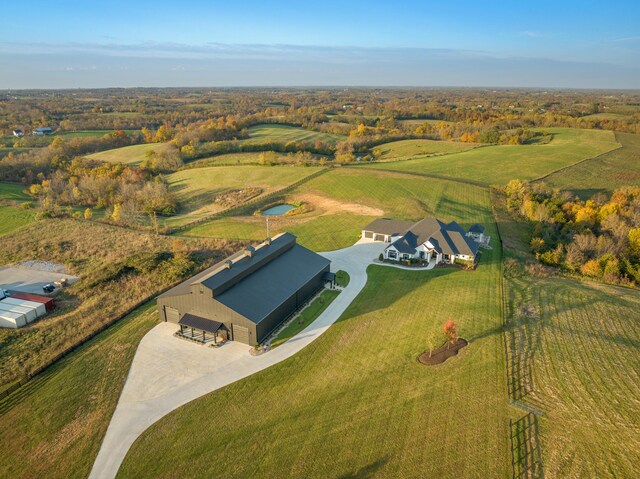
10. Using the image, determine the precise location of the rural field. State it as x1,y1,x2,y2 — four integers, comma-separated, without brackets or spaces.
0,302,158,479
185,151,292,166
164,165,323,226
180,168,492,251
56,129,138,139
373,138,479,162
0,181,29,202
364,128,619,185
505,273,640,478
0,205,35,236
119,242,509,478
240,124,345,145
86,142,175,165
540,131,640,198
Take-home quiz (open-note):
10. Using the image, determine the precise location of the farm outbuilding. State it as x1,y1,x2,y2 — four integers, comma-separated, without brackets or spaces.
157,232,331,345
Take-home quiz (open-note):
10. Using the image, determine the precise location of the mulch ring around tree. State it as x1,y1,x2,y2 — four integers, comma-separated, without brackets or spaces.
418,338,468,365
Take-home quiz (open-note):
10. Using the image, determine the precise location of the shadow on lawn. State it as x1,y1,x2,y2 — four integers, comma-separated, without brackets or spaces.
337,456,390,479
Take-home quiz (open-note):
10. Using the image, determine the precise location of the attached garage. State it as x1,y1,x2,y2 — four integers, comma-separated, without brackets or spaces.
363,230,374,239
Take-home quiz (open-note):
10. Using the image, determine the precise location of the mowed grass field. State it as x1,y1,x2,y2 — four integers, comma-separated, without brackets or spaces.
374,138,479,162
165,166,323,226
181,168,492,251
186,151,291,166
240,124,345,145
505,275,640,478
119,235,509,478
0,206,35,236
56,129,138,138
364,128,619,185
86,142,175,165
0,302,158,479
540,132,640,198
0,181,29,201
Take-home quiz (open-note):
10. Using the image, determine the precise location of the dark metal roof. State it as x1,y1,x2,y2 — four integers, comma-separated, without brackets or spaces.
323,272,336,281
179,313,223,333
469,224,485,234
362,218,414,237
215,243,330,324
158,233,296,299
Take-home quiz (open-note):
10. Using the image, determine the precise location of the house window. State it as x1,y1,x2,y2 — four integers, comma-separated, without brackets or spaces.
388,250,397,259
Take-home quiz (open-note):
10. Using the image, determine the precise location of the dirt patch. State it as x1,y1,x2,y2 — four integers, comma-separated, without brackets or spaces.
291,193,384,216
214,187,262,208
18,260,67,274
418,338,468,365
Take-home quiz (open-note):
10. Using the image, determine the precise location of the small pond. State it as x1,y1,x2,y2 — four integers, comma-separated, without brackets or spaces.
262,204,296,216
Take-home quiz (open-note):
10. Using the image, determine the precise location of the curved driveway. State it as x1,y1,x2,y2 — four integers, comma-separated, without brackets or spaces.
89,240,386,479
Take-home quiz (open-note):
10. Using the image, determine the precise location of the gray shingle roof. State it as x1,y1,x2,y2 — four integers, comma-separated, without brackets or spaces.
362,218,414,237
469,224,485,234
386,218,480,257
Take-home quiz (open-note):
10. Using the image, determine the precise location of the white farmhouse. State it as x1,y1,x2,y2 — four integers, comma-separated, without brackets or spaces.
362,217,481,264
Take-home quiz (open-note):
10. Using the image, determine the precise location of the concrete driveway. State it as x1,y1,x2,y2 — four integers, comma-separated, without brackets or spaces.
89,240,386,479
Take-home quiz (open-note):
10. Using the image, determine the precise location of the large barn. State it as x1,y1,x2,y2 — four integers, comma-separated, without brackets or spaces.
157,233,331,345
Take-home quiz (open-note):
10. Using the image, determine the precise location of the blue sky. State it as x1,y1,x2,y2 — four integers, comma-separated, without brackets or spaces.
1,0,639,88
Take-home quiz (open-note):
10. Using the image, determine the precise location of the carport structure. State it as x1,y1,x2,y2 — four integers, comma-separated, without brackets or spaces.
177,313,228,344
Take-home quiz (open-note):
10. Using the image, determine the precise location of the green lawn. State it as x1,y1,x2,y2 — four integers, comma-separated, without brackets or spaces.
0,301,158,479
270,289,340,348
0,182,30,201
86,142,174,165
186,151,290,166
540,132,640,198
119,238,509,478
56,129,138,139
165,165,323,227
363,128,619,185
241,124,345,145
180,168,492,251
374,138,478,161
0,205,35,236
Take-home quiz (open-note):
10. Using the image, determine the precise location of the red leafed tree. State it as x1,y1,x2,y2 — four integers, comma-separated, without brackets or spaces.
442,318,458,349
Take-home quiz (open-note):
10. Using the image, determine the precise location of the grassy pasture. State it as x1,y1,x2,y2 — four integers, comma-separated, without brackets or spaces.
374,138,478,161
0,302,158,479
363,128,619,185
181,168,492,251
185,151,290,166
119,233,509,478
505,274,640,478
241,124,345,145
0,182,30,202
0,205,35,236
56,129,138,138
165,166,323,227
86,142,174,165
540,132,640,198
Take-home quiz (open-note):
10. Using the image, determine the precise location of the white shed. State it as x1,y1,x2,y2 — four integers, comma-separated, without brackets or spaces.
0,310,27,328
1,297,46,318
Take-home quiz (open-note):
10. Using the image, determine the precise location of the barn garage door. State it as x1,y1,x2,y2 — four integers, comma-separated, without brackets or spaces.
165,306,179,323
374,233,386,242
364,231,373,239
233,325,249,344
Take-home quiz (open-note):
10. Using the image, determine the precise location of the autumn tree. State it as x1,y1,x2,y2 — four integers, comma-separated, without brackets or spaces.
84,208,92,220
442,318,458,349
